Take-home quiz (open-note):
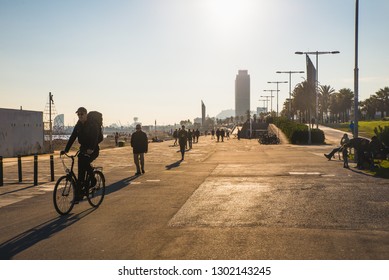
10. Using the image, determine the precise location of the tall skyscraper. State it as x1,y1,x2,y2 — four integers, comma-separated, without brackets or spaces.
235,70,250,119
201,100,206,127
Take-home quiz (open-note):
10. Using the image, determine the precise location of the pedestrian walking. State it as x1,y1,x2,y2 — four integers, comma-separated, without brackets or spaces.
342,145,349,168
173,129,178,146
220,129,225,142
130,124,148,175
216,128,220,142
195,129,200,143
349,121,355,137
188,129,193,149
178,125,188,160
192,129,196,143
114,132,119,146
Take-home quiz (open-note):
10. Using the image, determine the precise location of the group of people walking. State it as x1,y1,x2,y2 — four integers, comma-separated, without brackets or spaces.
210,128,229,142
173,128,200,147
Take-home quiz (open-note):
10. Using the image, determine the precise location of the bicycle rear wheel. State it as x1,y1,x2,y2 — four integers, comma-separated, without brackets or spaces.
87,170,105,208
53,175,76,215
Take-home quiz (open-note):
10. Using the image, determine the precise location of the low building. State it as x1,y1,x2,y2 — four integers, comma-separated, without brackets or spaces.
0,108,44,157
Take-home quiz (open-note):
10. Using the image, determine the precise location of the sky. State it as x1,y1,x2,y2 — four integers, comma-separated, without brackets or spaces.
1,0,388,126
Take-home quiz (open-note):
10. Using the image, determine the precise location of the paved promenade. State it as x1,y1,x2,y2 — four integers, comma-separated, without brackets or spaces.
0,127,388,259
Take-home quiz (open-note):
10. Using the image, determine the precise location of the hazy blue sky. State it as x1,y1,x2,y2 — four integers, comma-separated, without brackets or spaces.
1,0,388,126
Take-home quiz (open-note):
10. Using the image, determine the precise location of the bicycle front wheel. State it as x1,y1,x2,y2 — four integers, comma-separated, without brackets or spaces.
87,170,105,208
53,175,76,215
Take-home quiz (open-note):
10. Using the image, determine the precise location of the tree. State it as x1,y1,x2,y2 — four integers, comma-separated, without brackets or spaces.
374,87,389,118
318,85,335,122
292,81,315,123
180,119,192,127
338,88,354,122
360,96,378,120
329,88,353,123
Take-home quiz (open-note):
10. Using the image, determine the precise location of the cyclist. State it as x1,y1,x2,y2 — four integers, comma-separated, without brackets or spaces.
61,107,100,201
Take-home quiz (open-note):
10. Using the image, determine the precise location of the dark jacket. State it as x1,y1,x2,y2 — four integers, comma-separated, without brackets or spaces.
178,129,188,145
65,120,100,153
131,130,148,154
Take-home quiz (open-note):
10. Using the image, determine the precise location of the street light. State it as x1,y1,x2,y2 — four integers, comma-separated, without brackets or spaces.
267,81,287,117
258,99,267,113
276,71,304,120
260,95,273,113
262,90,277,114
354,0,359,138
295,50,340,128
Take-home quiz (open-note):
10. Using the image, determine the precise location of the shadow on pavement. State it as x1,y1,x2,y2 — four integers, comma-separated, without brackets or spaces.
0,184,38,196
0,208,96,259
165,160,182,170
105,175,140,195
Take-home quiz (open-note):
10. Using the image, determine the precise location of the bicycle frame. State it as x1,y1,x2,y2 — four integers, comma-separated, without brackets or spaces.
61,151,79,184
54,150,105,215
61,151,102,188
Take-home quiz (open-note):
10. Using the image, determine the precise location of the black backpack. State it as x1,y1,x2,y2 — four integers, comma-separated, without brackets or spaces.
87,111,104,143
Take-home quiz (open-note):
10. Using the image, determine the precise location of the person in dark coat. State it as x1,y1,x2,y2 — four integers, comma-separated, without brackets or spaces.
178,125,188,160
131,124,148,175
187,129,193,149
344,137,370,169
62,107,100,201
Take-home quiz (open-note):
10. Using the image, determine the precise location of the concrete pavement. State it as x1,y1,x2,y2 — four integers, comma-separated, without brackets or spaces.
0,127,388,259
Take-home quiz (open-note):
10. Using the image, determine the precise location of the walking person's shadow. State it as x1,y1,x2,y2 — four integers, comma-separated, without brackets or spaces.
165,160,182,170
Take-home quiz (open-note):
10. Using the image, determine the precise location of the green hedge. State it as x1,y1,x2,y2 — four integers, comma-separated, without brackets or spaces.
374,125,389,147
273,117,325,144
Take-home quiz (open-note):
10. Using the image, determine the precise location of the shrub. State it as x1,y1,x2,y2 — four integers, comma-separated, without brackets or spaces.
374,125,389,147
274,117,325,144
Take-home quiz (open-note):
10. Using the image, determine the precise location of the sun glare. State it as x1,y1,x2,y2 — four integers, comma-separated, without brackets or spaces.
203,0,257,30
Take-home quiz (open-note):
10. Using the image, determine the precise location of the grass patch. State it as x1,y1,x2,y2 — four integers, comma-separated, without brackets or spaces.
326,120,389,138
371,160,389,178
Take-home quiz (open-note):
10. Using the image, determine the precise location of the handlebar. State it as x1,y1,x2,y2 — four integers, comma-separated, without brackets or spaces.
60,150,80,159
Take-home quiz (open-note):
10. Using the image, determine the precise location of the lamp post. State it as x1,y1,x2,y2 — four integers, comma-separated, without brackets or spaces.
276,71,304,120
295,50,340,128
262,90,277,114
267,81,288,117
258,99,267,113
354,0,359,138
260,95,272,113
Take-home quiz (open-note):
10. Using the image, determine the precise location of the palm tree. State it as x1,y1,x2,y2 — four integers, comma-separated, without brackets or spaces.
329,88,353,122
360,96,379,120
318,85,335,123
374,87,389,118
292,81,315,123
338,88,354,122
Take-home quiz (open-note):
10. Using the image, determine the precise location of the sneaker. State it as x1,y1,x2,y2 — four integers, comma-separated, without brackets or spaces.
141,169,145,174
135,172,141,175
324,154,331,160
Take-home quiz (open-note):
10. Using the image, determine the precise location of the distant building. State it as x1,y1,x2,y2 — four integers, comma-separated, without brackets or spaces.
257,107,267,115
235,70,250,119
0,108,44,157
201,100,206,127
53,114,64,134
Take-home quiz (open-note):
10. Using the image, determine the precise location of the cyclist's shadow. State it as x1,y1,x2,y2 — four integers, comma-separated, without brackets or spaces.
0,208,96,259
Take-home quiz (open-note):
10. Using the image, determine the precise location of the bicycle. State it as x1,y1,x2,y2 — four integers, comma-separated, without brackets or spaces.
53,150,106,215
